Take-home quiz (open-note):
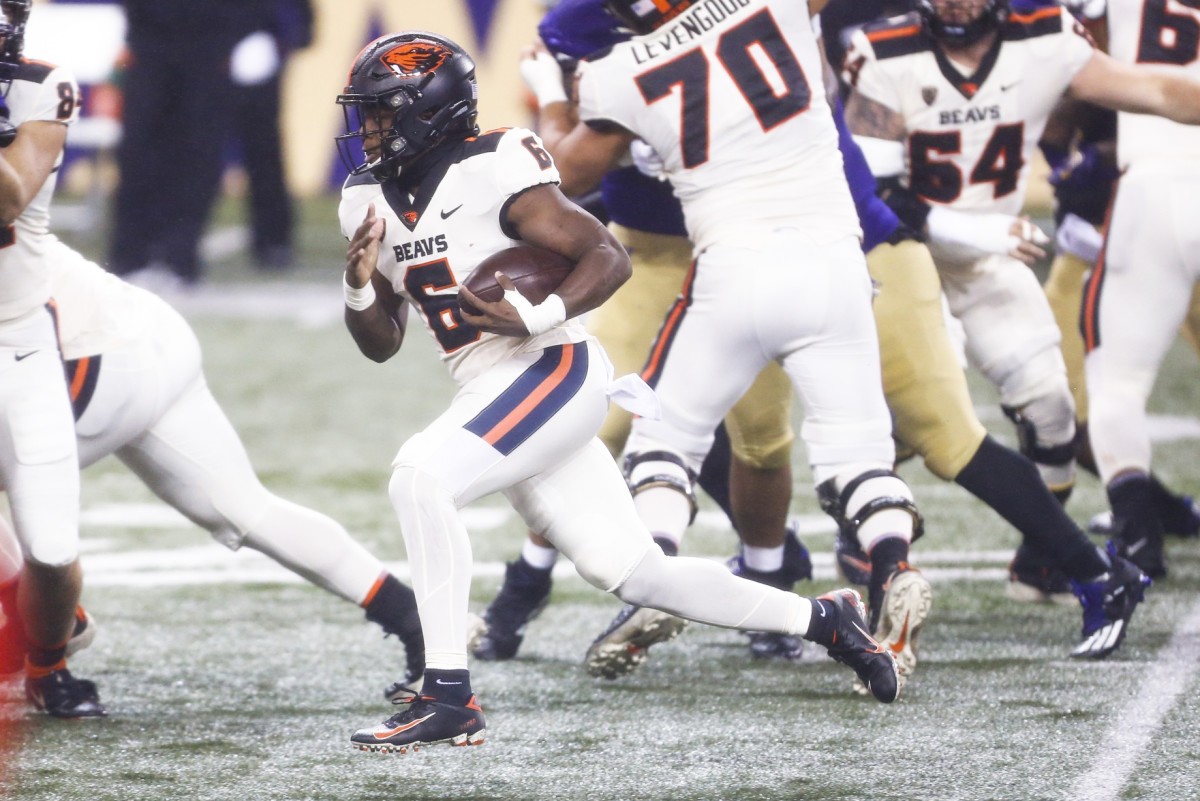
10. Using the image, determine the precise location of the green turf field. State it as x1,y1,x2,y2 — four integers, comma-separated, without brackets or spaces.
3,200,1199,801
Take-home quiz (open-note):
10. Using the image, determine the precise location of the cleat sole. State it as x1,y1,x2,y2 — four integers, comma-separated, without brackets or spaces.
585,611,688,680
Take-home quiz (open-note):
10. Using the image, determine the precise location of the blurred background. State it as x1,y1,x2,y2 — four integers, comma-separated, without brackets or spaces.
32,0,552,288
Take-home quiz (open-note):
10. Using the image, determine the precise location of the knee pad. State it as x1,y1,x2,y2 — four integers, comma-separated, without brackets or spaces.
623,450,698,524
1003,395,1077,502
817,468,924,549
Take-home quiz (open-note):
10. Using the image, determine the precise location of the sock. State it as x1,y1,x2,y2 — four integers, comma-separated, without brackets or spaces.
741,544,785,573
422,668,473,705
803,598,837,645
520,539,558,571
26,643,66,679
955,436,1107,580
652,535,678,557
363,573,422,642
867,536,910,623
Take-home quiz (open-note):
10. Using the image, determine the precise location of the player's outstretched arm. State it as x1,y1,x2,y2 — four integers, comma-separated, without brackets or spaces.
1069,50,1200,124
343,203,406,362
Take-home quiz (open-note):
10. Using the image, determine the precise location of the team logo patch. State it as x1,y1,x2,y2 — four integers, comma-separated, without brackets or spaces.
402,211,419,224
380,41,452,77
921,86,937,106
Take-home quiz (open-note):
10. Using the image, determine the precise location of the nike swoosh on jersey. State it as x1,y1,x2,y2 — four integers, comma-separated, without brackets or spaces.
14,351,37,361
374,712,436,739
441,205,464,219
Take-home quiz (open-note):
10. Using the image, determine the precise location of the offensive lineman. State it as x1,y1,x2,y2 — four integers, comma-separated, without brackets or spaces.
841,0,1200,602
337,30,900,754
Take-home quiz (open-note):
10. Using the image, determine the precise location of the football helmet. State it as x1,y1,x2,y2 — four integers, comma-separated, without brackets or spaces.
0,0,30,68
917,0,1010,48
335,31,479,180
604,0,697,35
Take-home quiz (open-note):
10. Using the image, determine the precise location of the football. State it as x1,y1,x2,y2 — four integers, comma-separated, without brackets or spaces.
459,245,573,316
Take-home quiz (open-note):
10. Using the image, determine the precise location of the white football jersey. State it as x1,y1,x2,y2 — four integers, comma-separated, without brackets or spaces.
338,128,591,386
844,6,1094,215
575,0,859,252
0,58,79,322
1107,0,1200,167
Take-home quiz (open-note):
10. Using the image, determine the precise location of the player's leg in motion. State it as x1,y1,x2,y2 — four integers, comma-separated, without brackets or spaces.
939,252,1078,502
1047,228,1200,541
471,225,690,663
0,310,103,718
93,311,424,689
1086,167,1200,580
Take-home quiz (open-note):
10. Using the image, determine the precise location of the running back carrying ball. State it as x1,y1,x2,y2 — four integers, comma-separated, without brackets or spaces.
458,244,573,316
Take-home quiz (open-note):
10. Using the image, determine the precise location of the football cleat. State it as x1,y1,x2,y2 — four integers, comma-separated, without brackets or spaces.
817,588,900,703
351,693,485,754
584,604,689,680
870,565,932,685
727,520,812,662
26,668,107,719
1070,547,1151,660
834,535,872,587
745,631,806,661
469,559,553,662
1006,546,1076,605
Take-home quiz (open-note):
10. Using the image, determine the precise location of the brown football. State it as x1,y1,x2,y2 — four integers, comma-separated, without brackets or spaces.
459,245,574,315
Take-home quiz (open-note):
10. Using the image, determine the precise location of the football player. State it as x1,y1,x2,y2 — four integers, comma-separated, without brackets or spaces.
523,0,932,687
337,30,901,754
0,245,427,696
1083,0,1200,578
0,0,101,718
842,0,1200,592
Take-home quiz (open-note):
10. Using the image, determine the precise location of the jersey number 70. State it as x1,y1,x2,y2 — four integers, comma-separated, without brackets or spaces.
634,9,812,168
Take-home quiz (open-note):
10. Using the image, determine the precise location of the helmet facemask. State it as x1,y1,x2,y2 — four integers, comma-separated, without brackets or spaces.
336,32,479,181
918,0,1010,48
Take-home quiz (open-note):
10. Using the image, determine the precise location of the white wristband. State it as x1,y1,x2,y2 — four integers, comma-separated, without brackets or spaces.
926,206,1020,255
504,290,566,336
344,274,376,311
1055,213,1102,265
519,51,568,109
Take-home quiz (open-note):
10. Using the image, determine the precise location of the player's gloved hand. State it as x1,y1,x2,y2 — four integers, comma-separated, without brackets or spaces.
459,273,566,337
1050,141,1118,227
630,139,667,181
1054,212,1103,265
519,44,568,109
926,206,1048,265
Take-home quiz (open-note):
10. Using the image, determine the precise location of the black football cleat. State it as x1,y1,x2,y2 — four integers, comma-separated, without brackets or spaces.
817,588,900,703
26,668,107,719
469,559,553,661
351,693,485,754
1006,545,1076,605
1070,548,1151,660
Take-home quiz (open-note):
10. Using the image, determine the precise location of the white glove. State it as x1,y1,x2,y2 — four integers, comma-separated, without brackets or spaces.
630,139,667,181
927,206,1048,256
230,31,280,86
1054,213,1103,265
503,288,567,336
519,51,568,109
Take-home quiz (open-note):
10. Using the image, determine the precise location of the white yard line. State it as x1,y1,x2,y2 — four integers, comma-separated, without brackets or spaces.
1066,597,1200,801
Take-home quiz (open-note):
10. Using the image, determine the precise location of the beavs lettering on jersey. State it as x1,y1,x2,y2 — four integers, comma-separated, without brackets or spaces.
939,105,1001,125
393,235,448,262
630,0,753,64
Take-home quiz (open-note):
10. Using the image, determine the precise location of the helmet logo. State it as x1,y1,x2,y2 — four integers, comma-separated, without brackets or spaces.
380,42,453,77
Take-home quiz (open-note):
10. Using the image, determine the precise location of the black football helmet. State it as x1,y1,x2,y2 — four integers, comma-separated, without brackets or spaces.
604,0,698,35
335,31,479,180
917,0,1009,47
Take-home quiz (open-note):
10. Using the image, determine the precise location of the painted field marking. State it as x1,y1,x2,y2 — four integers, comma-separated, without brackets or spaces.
1066,597,1200,801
